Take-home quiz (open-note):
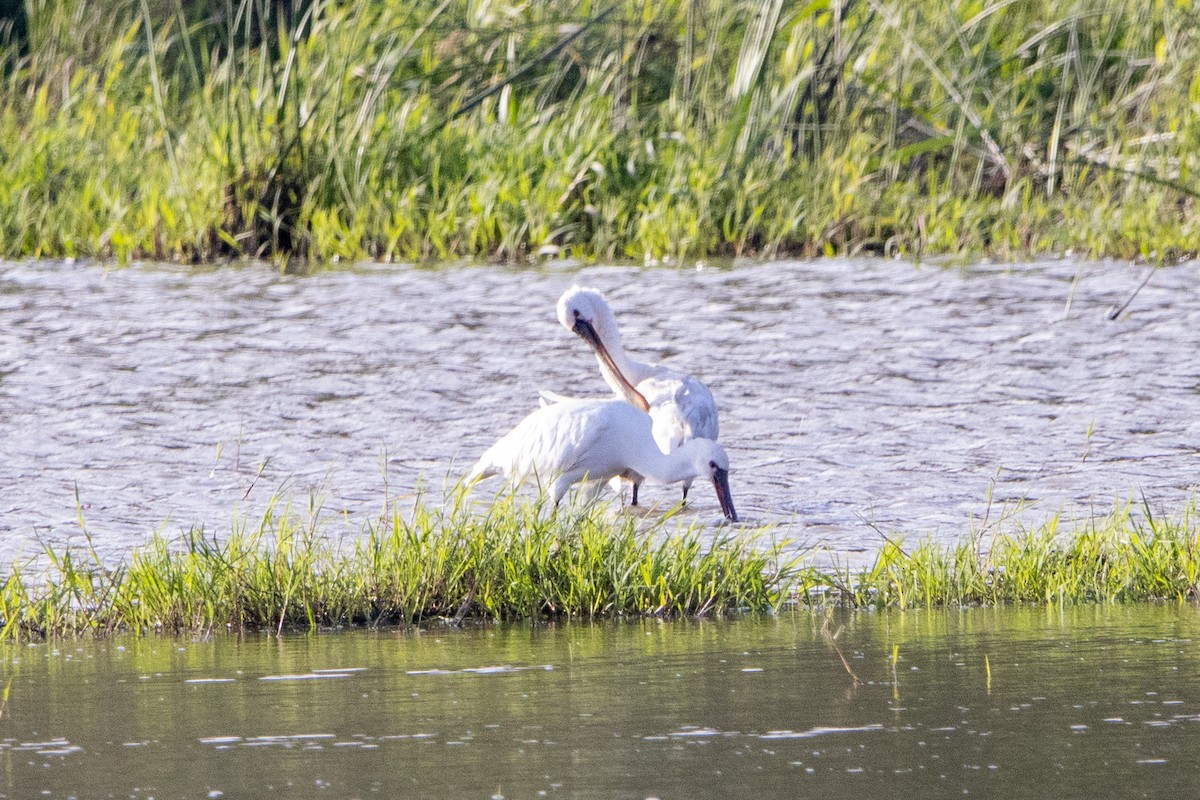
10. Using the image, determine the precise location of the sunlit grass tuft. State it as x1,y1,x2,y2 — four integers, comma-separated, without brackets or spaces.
2,492,1198,641
801,500,1200,608
0,489,801,639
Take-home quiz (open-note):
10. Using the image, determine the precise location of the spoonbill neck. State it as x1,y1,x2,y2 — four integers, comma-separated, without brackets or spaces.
588,298,654,382
626,437,737,521
626,439,704,485
589,323,655,393
572,314,652,410
595,346,652,400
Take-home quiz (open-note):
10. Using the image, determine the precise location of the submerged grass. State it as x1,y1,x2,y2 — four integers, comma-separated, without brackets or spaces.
1,492,1198,641
3,0,1200,264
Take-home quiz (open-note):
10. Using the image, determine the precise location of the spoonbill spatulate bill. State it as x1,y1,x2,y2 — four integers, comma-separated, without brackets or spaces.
556,286,720,503
467,398,738,521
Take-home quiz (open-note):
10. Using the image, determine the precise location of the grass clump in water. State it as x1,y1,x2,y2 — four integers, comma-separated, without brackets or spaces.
4,495,1197,641
0,490,799,640
803,501,1200,608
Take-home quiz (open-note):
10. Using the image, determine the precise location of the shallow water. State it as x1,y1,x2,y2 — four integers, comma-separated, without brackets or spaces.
0,258,1198,562
3,608,1200,798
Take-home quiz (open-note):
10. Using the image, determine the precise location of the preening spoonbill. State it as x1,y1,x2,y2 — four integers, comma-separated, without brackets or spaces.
467,398,738,521
556,286,719,503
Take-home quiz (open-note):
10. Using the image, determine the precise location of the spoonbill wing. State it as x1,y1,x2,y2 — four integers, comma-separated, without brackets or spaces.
641,374,719,453
469,399,638,496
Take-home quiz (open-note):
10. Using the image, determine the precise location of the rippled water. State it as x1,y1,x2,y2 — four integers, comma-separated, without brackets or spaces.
1,258,1198,562
4,608,1200,798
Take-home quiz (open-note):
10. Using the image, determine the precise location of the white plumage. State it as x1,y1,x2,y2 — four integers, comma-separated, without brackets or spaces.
467,398,738,521
556,286,720,501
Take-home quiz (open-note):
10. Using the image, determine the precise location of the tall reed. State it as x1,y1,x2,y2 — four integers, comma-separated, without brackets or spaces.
0,0,1196,263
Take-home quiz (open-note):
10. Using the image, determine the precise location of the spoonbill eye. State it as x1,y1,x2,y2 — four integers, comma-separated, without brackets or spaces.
709,461,718,470
573,309,582,319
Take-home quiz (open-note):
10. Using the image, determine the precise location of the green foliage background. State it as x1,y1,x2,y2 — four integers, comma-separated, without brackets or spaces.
2,0,1198,263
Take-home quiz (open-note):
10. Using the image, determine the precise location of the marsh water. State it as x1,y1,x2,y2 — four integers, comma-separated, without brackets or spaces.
1,257,1198,563
4,607,1200,798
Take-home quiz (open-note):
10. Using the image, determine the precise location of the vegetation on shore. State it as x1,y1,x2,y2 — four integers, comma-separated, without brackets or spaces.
824,499,1200,609
0,492,796,639
2,0,1198,265
1,491,1196,640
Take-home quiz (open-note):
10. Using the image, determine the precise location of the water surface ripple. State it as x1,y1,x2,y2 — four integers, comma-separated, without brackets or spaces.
0,258,1197,561
3,608,1200,798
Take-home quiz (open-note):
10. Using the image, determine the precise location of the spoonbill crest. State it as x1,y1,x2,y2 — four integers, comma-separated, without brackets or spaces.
467,397,738,521
556,286,720,503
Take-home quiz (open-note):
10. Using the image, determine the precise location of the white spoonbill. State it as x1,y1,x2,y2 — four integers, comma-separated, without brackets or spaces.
556,286,720,504
467,397,738,521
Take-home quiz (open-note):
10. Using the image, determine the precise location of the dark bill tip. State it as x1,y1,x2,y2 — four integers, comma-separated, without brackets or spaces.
712,467,738,522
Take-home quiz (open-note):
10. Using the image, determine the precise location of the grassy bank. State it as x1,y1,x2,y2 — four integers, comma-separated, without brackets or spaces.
2,0,1198,265
1,493,1197,640
822,500,1200,608
0,492,797,639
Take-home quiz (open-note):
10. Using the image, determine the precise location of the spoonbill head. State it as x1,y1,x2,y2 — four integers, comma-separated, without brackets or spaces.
556,287,650,412
467,398,738,521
